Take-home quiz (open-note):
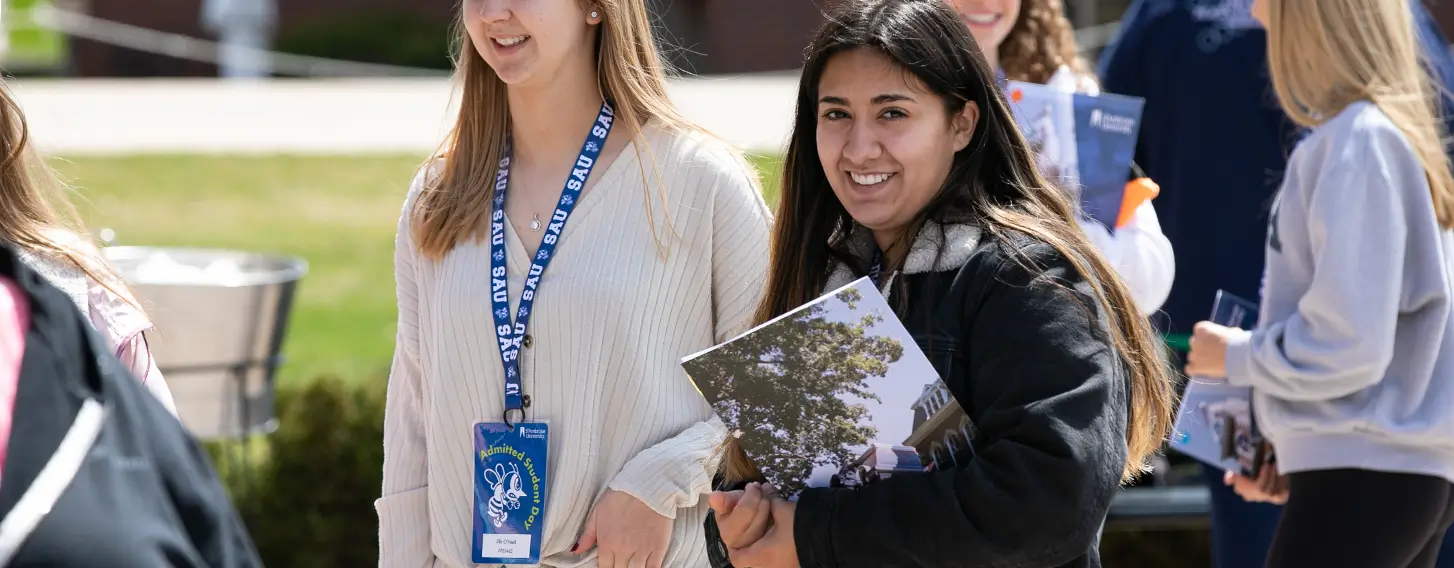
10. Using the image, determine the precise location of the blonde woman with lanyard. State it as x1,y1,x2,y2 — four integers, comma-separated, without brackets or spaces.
948,0,1175,316
375,0,772,566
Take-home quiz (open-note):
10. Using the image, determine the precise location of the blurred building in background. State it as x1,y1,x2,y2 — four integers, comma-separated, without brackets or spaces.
63,0,454,77
4,0,1451,78
1432,0,1454,39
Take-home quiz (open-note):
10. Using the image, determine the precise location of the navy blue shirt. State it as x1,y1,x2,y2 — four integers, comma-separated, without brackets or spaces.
1098,0,1454,342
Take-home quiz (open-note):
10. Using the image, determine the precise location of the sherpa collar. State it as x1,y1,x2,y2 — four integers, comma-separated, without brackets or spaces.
823,221,983,295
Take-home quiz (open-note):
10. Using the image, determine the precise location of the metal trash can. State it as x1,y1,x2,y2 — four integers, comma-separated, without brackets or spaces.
103,246,306,441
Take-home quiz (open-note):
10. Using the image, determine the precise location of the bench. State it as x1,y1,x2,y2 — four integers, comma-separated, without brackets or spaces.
1105,486,1212,531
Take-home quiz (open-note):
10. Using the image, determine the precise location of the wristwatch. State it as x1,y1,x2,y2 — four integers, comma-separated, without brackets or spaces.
703,477,749,568
704,509,735,568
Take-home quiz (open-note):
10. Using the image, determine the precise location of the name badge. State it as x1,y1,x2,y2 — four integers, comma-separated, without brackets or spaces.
472,421,549,564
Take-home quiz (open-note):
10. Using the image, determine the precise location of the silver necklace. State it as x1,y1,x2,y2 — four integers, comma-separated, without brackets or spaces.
530,213,542,232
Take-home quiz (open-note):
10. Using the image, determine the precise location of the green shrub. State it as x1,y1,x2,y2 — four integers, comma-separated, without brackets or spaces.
211,373,388,568
206,373,1211,566
1103,528,1211,566
274,13,454,71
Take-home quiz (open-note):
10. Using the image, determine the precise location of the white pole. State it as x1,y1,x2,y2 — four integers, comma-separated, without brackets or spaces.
200,0,277,79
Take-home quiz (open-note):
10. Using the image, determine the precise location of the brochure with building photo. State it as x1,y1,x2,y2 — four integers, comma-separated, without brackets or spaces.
681,277,969,497
1005,81,1146,233
1169,290,1268,477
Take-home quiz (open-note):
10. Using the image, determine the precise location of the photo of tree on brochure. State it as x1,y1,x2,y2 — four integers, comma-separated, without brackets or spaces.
682,278,952,496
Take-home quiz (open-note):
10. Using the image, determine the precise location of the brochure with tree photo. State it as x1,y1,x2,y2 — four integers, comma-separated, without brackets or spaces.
1169,289,1268,477
681,277,968,498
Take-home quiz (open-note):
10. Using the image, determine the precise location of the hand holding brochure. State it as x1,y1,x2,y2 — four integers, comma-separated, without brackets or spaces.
1169,290,1268,477
680,277,961,498
1004,81,1146,233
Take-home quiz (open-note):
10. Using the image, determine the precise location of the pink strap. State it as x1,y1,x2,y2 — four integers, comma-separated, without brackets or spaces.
0,277,28,477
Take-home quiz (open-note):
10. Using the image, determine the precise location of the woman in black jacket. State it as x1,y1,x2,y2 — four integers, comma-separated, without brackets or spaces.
704,0,1177,566
0,242,262,567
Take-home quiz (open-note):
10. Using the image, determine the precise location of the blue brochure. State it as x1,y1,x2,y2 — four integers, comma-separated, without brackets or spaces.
1169,290,1268,477
1005,81,1146,233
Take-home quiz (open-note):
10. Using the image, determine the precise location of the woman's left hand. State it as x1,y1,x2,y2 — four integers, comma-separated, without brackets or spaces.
709,483,777,549
573,489,672,568
1225,456,1290,505
1186,321,1244,378
728,499,801,568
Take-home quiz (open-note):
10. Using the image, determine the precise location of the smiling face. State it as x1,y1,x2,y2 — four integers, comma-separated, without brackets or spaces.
949,0,1022,56
815,48,979,246
463,0,600,88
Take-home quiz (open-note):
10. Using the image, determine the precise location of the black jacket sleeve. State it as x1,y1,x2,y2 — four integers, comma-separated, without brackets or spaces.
142,393,262,566
792,243,1130,567
156,426,264,567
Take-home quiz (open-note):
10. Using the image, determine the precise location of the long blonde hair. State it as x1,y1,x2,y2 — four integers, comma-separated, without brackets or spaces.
998,0,1091,85
412,0,702,258
1266,0,1454,228
0,81,137,306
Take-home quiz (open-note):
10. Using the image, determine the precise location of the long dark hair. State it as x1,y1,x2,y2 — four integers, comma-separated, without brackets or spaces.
736,0,1173,485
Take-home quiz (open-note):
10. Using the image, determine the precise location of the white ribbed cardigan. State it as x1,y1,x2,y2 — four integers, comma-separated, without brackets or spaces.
377,125,772,567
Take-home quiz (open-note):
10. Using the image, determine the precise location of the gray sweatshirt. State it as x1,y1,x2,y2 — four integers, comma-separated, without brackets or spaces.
1225,100,1454,483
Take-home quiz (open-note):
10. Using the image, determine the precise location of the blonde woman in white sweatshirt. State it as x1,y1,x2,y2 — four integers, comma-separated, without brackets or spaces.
1187,0,1454,565
375,0,771,566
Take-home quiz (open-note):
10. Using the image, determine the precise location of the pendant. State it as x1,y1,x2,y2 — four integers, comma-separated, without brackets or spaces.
530,214,541,232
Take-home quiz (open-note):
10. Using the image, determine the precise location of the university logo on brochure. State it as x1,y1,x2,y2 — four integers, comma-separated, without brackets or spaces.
1088,109,1136,136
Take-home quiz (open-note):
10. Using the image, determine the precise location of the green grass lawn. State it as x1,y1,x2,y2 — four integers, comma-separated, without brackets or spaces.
55,153,783,387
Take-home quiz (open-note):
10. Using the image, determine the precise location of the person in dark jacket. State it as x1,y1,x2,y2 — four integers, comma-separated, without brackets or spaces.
700,1,1178,566
0,241,262,567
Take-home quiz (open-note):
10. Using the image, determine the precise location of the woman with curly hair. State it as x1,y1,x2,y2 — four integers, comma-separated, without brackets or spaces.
950,0,1175,316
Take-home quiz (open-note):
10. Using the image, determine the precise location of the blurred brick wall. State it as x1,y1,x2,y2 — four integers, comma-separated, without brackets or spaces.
68,0,455,77
64,0,1454,78
276,0,454,26
68,0,213,77
688,0,826,75
1430,0,1454,42
65,0,825,77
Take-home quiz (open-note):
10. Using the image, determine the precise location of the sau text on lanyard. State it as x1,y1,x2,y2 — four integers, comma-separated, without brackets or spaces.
470,102,614,565
487,101,615,426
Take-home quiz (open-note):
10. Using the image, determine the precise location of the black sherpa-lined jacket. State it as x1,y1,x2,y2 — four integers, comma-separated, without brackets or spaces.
792,223,1131,568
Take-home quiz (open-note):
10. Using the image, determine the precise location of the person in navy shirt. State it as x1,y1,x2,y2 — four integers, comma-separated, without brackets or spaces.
1098,0,1454,566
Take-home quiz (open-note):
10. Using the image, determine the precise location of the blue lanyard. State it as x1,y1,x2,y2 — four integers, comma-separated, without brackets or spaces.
489,101,615,425
994,68,1007,91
